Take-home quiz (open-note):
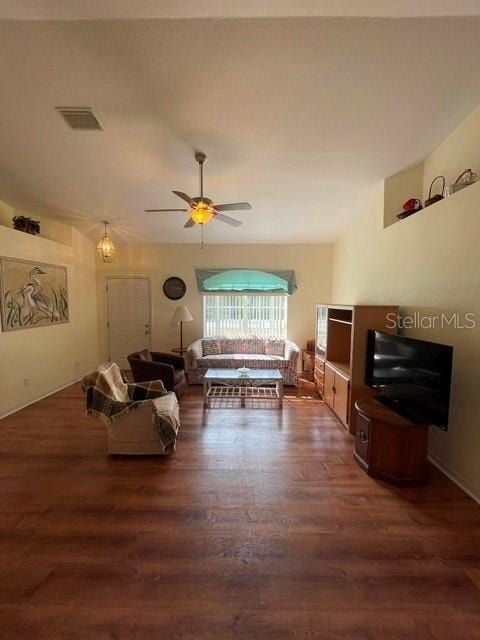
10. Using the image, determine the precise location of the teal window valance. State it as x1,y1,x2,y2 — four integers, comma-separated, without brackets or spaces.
195,269,297,295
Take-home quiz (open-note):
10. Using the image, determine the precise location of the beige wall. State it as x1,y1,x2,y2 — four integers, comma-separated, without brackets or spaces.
0,200,72,246
0,220,99,417
96,243,333,361
333,102,480,501
383,103,480,232
423,103,480,200
332,178,480,501
383,163,424,228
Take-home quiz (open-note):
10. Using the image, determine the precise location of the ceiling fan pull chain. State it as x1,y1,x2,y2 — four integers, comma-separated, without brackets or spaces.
201,223,205,250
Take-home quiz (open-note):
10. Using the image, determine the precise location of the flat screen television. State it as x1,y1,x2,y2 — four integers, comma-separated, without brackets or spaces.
366,331,453,430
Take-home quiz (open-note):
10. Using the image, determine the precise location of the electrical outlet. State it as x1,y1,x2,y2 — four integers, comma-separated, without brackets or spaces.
24,378,31,387
73,361,81,373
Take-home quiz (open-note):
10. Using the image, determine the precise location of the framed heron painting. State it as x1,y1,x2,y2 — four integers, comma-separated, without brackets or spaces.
0,257,69,331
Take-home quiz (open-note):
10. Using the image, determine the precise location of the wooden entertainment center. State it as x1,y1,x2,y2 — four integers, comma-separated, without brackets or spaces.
314,304,399,434
353,397,429,486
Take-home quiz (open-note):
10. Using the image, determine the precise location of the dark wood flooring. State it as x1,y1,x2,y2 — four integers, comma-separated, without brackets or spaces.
1,382,480,639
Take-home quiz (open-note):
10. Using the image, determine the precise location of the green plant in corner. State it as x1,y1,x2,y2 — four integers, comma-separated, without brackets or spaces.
12,215,41,235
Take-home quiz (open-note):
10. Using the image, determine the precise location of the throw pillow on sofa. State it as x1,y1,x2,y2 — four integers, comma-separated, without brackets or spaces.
202,338,222,356
265,339,285,356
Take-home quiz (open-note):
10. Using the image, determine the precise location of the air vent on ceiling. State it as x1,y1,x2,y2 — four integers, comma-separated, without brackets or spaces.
55,107,103,130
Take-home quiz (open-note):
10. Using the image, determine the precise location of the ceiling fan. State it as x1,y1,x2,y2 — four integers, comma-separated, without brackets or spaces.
145,151,252,228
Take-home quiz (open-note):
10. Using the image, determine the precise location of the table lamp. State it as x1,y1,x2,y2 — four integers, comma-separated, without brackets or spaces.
170,305,194,353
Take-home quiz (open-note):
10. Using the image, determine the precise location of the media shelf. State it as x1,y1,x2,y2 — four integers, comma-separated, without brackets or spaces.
326,360,350,377
314,304,399,434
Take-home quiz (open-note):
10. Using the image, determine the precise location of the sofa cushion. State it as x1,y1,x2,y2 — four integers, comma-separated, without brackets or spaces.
202,338,222,356
137,349,153,362
198,353,287,369
222,336,266,354
265,339,285,356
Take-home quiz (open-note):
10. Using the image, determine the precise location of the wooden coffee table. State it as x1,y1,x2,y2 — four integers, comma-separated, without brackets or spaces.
203,368,283,409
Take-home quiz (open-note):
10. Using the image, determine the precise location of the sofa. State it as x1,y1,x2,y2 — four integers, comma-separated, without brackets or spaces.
186,335,300,386
82,362,180,455
128,349,187,400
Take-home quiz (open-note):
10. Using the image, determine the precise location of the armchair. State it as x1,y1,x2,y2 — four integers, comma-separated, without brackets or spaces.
82,362,180,455
128,349,188,399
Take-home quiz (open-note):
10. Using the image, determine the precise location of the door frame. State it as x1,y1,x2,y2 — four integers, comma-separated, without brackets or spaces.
105,276,152,362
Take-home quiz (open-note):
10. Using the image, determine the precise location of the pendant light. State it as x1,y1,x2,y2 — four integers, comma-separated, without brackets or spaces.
97,221,116,262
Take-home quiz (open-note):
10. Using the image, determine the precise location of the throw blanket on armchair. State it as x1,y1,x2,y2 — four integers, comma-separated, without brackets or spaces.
82,362,179,451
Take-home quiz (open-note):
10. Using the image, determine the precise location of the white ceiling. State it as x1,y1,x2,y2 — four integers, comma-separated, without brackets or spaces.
1,14,480,243
3,1,480,20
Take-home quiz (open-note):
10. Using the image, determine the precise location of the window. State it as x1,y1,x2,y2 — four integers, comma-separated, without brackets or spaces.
198,268,294,338
203,294,288,338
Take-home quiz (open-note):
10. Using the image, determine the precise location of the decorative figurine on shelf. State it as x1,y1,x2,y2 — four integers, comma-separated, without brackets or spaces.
445,169,478,196
397,198,423,220
12,215,41,235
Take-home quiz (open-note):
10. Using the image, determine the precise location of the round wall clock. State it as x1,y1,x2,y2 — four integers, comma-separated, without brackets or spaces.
163,276,186,300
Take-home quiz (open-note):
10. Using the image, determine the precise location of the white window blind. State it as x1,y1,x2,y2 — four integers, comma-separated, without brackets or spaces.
203,295,287,338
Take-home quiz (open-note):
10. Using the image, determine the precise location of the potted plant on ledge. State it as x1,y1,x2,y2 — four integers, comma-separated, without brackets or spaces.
12,215,41,236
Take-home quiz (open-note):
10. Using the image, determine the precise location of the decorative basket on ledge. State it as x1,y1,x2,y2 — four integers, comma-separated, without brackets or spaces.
445,169,478,196
425,176,445,208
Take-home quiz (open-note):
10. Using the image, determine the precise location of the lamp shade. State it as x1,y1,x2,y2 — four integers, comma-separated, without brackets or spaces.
170,305,193,326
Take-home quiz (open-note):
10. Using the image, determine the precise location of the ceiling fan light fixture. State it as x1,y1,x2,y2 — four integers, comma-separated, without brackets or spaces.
145,151,251,239
190,201,214,225
97,221,116,262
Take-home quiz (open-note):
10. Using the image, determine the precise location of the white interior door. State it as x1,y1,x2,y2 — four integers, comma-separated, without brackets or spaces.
106,278,151,368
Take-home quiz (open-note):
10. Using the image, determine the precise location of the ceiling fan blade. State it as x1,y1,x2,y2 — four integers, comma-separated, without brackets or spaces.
184,218,195,228
145,208,188,212
173,190,194,205
213,212,243,227
214,202,252,212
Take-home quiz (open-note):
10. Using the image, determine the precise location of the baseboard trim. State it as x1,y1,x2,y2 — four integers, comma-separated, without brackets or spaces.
428,453,480,505
0,376,83,420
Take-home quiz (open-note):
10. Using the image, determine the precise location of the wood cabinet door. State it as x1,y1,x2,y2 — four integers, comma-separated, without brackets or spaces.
323,362,335,409
333,372,349,426
355,412,370,463
314,356,325,396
